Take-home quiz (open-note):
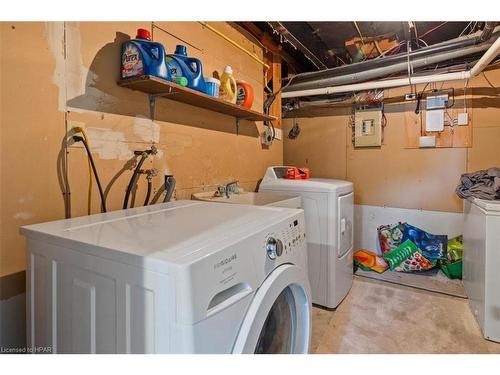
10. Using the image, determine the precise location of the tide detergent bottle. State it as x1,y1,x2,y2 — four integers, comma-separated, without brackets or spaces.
166,45,207,93
121,29,169,80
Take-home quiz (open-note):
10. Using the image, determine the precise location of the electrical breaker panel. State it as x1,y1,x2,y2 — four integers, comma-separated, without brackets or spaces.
354,108,383,147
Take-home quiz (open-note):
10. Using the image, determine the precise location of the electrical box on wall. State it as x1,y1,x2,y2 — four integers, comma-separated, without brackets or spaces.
354,108,383,147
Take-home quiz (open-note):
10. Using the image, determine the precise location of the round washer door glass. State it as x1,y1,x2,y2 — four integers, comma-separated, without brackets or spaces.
232,264,311,354
255,287,295,354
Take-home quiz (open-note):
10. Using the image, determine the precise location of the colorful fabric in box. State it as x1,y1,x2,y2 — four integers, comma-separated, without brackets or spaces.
354,250,389,273
384,239,436,272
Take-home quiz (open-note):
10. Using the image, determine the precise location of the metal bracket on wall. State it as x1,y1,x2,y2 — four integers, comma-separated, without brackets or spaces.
147,88,177,121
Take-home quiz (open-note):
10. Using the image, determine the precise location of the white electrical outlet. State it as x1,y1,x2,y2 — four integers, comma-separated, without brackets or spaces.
419,135,436,148
68,120,86,133
458,112,469,126
67,121,86,146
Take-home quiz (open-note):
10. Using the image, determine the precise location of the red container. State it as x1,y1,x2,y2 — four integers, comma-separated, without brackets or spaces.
285,167,310,180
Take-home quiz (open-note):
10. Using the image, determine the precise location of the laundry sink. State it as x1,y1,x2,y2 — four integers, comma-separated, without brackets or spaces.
192,191,301,208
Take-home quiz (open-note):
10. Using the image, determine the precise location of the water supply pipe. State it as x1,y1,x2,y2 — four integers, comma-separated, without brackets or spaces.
282,36,500,98
198,22,269,69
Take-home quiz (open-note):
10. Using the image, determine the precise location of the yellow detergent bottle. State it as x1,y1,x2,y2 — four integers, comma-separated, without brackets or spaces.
219,66,237,103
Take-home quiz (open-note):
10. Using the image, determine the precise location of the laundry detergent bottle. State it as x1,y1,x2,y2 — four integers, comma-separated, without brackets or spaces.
121,29,169,80
166,45,207,93
220,66,237,103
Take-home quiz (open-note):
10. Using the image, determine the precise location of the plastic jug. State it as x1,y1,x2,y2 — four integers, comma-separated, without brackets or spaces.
220,66,237,103
121,29,169,80
166,45,207,93
236,80,254,109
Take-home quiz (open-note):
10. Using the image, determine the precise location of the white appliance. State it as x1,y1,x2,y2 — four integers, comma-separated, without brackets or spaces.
20,200,311,353
463,197,500,342
259,166,354,309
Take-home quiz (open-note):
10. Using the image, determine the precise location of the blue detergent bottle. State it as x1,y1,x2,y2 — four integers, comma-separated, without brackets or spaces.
121,29,169,80
166,45,207,93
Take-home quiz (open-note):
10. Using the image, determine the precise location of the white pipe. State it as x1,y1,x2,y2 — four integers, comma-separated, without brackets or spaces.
282,36,500,99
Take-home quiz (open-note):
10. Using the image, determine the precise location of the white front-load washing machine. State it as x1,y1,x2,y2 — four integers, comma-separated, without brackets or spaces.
21,200,311,353
259,166,354,309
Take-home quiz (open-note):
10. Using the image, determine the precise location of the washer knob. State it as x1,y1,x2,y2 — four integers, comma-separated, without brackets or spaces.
266,237,283,259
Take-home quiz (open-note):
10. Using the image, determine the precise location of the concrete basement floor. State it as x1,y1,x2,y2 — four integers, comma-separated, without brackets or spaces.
310,277,500,354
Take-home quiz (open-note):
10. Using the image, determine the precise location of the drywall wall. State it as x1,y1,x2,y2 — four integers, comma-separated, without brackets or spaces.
0,22,280,277
283,68,500,213
354,205,464,254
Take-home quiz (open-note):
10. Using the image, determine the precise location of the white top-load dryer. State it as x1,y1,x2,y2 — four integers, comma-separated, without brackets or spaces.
20,200,311,353
259,166,354,309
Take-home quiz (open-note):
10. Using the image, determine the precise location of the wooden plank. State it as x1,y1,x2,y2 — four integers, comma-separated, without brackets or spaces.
118,75,275,122
270,53,282,129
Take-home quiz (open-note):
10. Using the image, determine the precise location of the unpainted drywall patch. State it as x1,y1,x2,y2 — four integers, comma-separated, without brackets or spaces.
45,22,116,112
85,127,133,160
133,115,160,143
45,22,66,111
13,212,35,220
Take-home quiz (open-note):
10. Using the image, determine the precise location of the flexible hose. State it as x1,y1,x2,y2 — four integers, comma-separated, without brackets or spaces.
74,127,93,215
73,136,107,213
144,178,152,206
123,152,148,209
163,175,176,203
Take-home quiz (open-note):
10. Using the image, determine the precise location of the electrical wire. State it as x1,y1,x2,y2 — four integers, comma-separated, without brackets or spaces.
459,22,473,38
353,22,366,47
482,71,496,88
72,136,107,213
420,22,448,40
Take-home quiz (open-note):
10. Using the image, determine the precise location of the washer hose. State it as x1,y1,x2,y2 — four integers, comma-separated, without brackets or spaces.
123,152,149,209
144,177,152,206
73,136,107,213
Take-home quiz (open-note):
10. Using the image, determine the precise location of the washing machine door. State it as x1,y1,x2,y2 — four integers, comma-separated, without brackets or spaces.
232,264,311,354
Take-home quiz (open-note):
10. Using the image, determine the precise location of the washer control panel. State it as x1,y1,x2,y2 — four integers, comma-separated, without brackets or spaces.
265,218,306,261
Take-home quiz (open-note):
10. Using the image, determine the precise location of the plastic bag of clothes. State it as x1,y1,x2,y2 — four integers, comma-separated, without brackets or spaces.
354,250,389,273
401,223,448,260
384,239,436,272
378,222,447,260
377,223,405,254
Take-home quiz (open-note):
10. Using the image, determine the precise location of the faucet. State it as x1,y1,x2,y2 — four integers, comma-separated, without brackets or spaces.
224,180,239,198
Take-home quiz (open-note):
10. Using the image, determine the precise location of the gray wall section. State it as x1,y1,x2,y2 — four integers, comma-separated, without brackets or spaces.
0,293,26,351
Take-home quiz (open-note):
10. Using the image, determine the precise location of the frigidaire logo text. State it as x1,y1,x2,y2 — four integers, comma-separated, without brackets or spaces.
214,254,237,270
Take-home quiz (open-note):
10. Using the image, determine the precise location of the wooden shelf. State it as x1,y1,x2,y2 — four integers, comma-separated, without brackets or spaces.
118,75,275,122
